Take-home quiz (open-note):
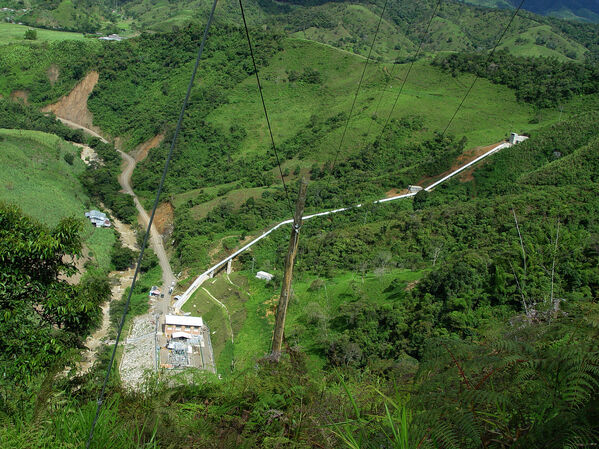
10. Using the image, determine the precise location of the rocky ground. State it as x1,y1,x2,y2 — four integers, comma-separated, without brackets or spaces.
119,313,157,389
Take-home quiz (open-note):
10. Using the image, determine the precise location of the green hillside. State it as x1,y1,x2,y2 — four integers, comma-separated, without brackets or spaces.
6,0,599,61
0,128,114,271
0,6,598,448
460,0,599,23
0,22,85,44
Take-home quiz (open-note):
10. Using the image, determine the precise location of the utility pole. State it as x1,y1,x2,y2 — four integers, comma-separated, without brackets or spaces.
271,178,308,361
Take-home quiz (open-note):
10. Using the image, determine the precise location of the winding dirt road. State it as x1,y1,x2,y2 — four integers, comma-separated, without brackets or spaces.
56,117,175,310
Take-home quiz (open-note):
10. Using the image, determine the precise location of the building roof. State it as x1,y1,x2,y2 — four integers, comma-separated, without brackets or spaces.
256,271,274,280
172,331,193,339
165,314,204,327
86,210,107,220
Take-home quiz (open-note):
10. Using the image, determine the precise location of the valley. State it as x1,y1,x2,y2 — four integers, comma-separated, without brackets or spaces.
1,1,599,448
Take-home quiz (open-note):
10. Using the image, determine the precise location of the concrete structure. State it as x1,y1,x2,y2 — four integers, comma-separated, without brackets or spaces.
408,185,423,193
85,210,111,227
99,34,123,41
509,133,528,145
256,271,274,281
164,315,204,339
173,139,517,312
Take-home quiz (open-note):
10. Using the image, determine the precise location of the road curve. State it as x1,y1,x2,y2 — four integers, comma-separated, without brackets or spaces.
56,117,175,311
117,149,175,300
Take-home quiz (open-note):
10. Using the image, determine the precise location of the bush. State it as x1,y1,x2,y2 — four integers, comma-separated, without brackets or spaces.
24,29,37,40
63,153,74,165
110,242,137,271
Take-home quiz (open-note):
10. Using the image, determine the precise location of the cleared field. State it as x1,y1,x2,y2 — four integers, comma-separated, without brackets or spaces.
498,25,587,61
206,38,565,164
0,22,84,44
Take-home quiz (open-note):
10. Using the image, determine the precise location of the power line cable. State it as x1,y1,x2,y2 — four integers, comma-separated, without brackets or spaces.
84,0,219,446
329,0,390,174
442,0,525,136
375,0,442,142
365,0,441,140
364,57,402,139
239,0,293,215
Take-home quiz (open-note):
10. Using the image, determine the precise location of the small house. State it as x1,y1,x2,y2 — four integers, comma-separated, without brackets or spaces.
509,133,528,145
149,286,161,297
164,315,205,339
85,210,111,228
256,271,274,281
408,185,423,193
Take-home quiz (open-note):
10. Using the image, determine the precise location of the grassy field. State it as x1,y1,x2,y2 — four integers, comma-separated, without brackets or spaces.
498,25,587,61
183,267,425,375
0,22,85,45
0,129,114,272
206,37,565,166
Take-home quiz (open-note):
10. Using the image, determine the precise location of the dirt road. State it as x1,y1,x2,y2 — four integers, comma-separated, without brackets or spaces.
117,148,175,312
56,117,175,300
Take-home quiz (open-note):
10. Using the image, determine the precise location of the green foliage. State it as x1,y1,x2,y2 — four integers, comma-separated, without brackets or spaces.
0,203,107,381
434,49,599,108
62,151,74,165
0,40,99,104
23,29,37,40
110,240,136,271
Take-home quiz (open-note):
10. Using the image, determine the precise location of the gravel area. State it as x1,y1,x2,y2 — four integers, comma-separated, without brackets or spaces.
119,314,156,389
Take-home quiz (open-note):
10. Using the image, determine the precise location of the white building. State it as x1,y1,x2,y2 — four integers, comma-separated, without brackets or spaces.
509,133,528,145
164,315,204,338
85,210,111,227
256,271,274,281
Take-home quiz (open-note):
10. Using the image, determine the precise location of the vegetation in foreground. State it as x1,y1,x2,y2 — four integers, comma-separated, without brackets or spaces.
0,3,599,447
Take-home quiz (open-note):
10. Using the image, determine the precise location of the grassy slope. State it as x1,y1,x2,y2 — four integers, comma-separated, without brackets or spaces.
182,266,424,375
0,22,85,45
498,25,588,60
0,129,114,271
206,38,561,167
122,0,593,60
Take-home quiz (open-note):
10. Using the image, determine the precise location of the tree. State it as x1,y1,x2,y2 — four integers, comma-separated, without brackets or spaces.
0,203,105,381
24,29,37,40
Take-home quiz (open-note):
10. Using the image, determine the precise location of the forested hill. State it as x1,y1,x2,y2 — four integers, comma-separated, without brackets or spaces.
460,0,599,23
7,0,599,61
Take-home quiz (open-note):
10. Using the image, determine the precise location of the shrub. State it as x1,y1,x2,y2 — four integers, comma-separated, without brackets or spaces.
63,153,74,165
24,29,37,40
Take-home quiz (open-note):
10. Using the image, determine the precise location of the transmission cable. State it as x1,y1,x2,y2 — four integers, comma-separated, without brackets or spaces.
375,0,442,142
364,56,401,139
329,0,390,175
239,0,293,215
442,0,525,136
84,0,219,447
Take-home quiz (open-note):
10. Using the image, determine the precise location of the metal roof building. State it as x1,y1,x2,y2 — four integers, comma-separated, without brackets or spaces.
165,315,204,327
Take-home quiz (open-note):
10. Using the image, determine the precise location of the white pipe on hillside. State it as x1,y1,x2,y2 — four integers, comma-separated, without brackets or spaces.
174,141,510,310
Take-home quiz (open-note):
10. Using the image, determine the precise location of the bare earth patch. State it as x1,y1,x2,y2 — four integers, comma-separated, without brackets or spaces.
154,201,174,235
47,64,60,86
134,133,165,162
42,71,102,135
418,141,505,189
10,90,29,104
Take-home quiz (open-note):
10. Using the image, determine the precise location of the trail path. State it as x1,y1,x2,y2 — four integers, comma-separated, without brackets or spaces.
79,268,134,374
